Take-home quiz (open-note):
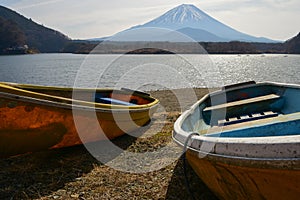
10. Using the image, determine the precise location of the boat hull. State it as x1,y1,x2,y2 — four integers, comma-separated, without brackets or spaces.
187,149,300,200
0,83,158,157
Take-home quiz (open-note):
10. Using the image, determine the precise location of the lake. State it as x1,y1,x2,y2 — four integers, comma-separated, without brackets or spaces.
0,53,299,90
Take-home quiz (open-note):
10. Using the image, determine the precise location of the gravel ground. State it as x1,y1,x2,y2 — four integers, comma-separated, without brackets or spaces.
0,88,218,200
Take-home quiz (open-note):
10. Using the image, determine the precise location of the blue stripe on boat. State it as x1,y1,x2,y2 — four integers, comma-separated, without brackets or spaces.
95,97,136,106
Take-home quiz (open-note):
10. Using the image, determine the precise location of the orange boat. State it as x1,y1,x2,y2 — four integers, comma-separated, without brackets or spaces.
0,82,159,158
173,81,300,199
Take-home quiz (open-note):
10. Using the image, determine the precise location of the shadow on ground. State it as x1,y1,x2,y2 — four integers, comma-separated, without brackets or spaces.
0,145,97,199
0,133,137,200
166,156,218,200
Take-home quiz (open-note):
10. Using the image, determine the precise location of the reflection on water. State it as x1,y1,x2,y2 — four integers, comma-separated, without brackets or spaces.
0,53,299,90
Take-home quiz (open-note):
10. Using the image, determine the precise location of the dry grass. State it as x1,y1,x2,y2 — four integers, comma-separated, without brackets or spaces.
0,88,218,200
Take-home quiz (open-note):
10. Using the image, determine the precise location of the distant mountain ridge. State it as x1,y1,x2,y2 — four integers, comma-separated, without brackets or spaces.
285,32,300,53
94,4,278,43
0,5,70,53
0,16,26,52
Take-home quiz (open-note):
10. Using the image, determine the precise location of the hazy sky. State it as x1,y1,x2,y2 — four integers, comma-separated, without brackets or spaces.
1,0,299,41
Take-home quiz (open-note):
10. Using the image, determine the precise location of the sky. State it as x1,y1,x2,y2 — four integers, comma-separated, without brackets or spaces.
1,0,299,41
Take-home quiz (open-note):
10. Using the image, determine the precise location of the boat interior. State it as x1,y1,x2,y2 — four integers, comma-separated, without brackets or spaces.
183,82,300,138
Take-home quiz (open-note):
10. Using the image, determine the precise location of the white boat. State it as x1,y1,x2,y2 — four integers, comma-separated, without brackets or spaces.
173,81,300,199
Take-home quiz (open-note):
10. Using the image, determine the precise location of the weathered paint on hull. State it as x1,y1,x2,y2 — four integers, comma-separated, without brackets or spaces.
0,94,155,158
187,150,300,200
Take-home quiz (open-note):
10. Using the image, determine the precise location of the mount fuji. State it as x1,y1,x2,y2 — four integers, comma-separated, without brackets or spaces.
96,4,277,43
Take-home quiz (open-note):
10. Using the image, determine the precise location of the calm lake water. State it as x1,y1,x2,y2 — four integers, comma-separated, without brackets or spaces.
0,53,299,90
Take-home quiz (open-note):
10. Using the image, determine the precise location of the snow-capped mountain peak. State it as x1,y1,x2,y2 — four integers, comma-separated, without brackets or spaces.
145,4,211,26
136,4,225,33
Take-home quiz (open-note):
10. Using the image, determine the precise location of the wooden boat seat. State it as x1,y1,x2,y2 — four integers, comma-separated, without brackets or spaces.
203,94,281,112
95,97,136,106
202,112,300,137
218,111,279,126
202,93,284,126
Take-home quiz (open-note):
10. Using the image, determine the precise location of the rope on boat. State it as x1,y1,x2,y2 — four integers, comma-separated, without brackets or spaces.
183,132,200,200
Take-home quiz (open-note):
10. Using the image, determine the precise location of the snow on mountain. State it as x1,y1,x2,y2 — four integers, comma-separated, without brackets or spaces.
146,4,210,25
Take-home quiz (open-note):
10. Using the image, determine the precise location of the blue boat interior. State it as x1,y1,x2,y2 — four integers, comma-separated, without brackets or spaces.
94,93,137,106
182,83,300,138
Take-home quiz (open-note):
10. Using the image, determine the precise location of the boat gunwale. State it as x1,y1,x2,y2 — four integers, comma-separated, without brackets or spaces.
0,82,159,111
173,130,300,160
